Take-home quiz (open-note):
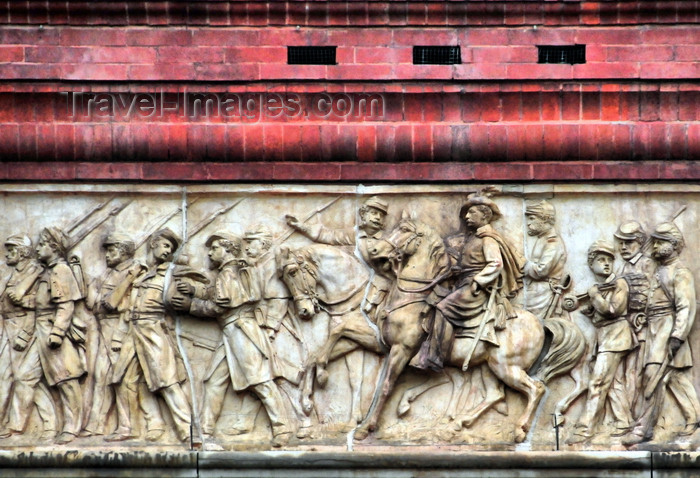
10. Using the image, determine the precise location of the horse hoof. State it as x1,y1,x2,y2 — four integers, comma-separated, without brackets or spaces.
461,416,476,428
514,428,527,443
301,398,314,415
437,428,457,441
316,368,329,387
397,397,412,417
494,400,509,416
296,426,312,439
353,427,369,441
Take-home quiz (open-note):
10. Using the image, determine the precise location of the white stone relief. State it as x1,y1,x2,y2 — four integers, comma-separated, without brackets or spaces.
0,184,698,452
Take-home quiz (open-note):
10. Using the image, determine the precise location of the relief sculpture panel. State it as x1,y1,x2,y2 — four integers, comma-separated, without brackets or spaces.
0,183,699,452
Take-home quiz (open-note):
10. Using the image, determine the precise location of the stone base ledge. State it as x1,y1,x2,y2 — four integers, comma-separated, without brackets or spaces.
0,451,698,478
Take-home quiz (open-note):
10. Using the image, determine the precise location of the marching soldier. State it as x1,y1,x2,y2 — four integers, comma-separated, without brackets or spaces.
83,233,149,441
110,228,192,442
613,221,655,420
173,231,294,447
0,234,56,440
10,228,86,444
622,222,700,445
567,240,636,444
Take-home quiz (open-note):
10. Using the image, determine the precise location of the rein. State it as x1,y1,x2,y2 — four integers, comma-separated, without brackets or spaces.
385,222,453,294
284,254,368,317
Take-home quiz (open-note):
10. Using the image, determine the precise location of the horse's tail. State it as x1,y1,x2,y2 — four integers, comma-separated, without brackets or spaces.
536,316,586,384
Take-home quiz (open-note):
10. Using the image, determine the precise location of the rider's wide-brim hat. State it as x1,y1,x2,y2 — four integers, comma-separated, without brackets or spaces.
461,196,502,220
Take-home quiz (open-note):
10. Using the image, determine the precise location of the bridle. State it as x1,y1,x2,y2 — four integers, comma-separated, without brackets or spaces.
383,221,453,294
282,252,367,317
281,252,322,315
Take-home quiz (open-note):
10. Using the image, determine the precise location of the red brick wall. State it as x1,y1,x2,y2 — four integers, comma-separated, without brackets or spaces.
1,1,698,180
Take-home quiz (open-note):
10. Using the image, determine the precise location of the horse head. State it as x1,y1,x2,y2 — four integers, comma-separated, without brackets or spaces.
275,246,320,320
370,213,450,283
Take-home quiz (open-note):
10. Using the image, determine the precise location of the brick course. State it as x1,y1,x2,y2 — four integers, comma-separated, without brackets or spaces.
0,1,698,175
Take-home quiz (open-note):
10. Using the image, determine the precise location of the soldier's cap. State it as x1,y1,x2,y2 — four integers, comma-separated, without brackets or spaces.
205,231,240,247
588,239,615,258
243,224,272,242
614,221,646,241
102,232,134,248
150,228,181,251
525,200,555,218
651,222,684,244
462,195,502,220
40,227,70,255
4,234,31,248
363,196,389,214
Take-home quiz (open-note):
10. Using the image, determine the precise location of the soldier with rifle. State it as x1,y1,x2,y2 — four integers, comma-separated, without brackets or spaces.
172,231,295,447
0,234,57,440
82,233,149,441
9,227,87,444
622,222,700,445
613,221,655,421
110,228,194,442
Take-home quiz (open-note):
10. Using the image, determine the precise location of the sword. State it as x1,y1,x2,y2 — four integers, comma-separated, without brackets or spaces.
462,284,498,372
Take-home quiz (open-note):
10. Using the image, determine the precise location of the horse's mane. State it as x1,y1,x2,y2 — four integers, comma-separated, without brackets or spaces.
400,218,450,275
276,245,320,280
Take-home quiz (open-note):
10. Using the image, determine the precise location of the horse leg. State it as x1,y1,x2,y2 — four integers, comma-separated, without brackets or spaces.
345,350,365,426
489,361,546,443
443,369,465,422
397,372,451,418
317,312,382,386
315,321,353,386
354,343,413,441
300,362,316,416
459,364,507,429
554,348,591,423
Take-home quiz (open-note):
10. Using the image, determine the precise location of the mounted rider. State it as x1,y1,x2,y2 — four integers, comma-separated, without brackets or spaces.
286,195,391,322
419,192,525,371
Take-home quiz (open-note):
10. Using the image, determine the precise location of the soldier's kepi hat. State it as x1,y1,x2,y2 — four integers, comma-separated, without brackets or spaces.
462,194,502,220
150,228,181,251
651,222,684,244
205,230,240,247
243,224,272,242
614,221,646,241
40,227,70,256
525,200,555,218
4,234,31,247
588,239,615,258
102,232,134,249
363,196,388,214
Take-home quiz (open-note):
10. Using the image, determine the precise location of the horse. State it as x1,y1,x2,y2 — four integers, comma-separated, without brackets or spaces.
276,244,383,428
353,216,586,443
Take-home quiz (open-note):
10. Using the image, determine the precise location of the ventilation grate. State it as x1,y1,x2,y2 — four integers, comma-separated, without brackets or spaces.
537,44,586,64
288,46,337,65
413,46,461,65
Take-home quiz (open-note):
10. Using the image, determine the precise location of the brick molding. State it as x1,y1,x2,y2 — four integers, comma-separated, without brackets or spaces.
2,161,698,183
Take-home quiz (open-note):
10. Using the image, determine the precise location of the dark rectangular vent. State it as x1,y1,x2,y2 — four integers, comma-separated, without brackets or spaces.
413,46,461,65
288,46,336,65
537,44,586,64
